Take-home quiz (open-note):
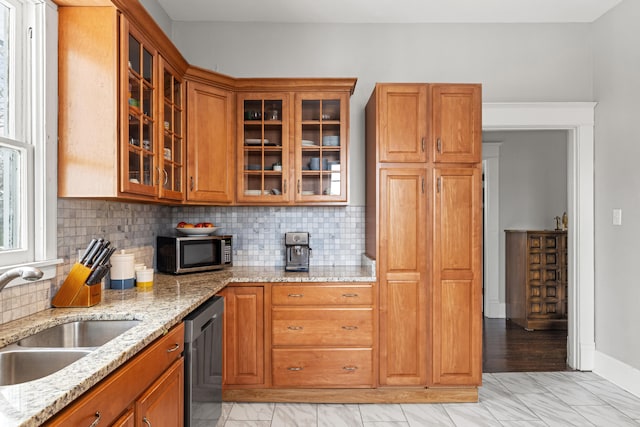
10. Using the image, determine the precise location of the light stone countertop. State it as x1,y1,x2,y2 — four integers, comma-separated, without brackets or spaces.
0,266,374,427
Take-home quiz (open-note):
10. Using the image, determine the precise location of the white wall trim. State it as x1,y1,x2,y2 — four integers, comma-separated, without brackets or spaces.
482,102,596,371
482,143,504,318
594,350,640,398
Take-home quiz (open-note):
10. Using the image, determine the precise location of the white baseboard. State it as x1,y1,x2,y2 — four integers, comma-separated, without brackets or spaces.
594,350,640,398
484,302,506,319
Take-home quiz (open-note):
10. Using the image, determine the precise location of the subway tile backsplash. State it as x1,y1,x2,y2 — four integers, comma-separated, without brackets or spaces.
0,199,366,325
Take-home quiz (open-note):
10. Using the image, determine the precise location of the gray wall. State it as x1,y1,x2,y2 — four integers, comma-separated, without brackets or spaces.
170,21,593,206
139,0,172,37
484,130,568,303
593,0,640,370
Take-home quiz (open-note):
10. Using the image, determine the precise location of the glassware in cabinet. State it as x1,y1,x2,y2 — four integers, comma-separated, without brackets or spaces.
159,59,184,201
297,95,346,200
238,96,288,201
123,27,157,197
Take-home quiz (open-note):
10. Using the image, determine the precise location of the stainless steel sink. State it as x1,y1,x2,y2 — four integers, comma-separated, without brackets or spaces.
17,320,141,348
0,350,91,386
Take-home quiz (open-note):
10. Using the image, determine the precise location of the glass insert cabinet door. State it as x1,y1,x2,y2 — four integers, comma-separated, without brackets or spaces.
238,94,289,202
122,25,157,197
296,93,348,202
160,58,184,201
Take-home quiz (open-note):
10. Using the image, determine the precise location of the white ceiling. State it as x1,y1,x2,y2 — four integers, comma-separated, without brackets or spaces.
157,0,623,24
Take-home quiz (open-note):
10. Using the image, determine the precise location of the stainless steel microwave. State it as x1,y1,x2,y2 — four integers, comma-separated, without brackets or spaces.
156,235,232,274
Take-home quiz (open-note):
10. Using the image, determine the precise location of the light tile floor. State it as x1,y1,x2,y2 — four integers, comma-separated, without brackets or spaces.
215,372,640,426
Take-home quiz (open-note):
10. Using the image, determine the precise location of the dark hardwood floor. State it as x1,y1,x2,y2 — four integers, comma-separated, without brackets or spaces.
483,317,571,372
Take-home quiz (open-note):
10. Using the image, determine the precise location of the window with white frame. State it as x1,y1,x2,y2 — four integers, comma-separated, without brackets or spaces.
0,0,58,275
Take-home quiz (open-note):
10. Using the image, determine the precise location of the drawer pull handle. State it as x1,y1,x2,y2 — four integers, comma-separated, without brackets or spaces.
287,367,303,371
88,411,101,427
288,326,303,330
288,293,304,298
341,325,358,330
143,417,152,427
166,343,180,353
342,366,358,371
342,293,358,298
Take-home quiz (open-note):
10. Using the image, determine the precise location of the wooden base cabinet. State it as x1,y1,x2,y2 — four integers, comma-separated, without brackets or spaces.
46,324,184,426
505,230,568,330
221,282,375,391
271,283,375,388
219,284,265,387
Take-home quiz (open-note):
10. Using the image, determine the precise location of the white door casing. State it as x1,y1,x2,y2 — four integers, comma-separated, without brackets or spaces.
482,102,596,371
482,143,503,318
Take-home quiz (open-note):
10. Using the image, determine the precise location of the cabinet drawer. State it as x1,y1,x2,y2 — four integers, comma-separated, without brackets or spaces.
272,308,373,346
46,323,184,426
272,348,373,387
272,283,373,306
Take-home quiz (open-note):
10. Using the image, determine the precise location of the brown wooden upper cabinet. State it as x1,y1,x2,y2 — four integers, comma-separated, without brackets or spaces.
369,83,481,164
185,77,235,204
431,84,482,163
237,93,290,204
57,4,189,202
235,83,354,206
294,92,350,204
375,84,429,163
57,2,356,206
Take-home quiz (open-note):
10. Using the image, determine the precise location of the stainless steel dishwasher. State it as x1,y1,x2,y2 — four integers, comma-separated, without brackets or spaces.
184,295,224,427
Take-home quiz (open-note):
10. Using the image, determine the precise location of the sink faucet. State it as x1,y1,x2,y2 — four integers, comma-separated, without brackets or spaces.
0,267,44,292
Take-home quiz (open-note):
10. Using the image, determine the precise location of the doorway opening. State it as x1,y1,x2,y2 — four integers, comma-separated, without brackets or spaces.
482,130,570,372
481,102,596,372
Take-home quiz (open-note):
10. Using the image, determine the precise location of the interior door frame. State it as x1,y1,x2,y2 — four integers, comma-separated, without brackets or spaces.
482,102,596,371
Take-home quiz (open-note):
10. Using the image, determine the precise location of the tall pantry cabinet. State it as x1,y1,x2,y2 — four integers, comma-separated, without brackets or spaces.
365,83,482,388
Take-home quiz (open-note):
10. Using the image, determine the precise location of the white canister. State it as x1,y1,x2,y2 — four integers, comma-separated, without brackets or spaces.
110,250,135,289
135,268,154,289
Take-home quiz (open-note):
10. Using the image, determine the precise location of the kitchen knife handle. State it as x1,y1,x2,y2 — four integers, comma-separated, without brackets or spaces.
83,239,103,266
79,239,98,264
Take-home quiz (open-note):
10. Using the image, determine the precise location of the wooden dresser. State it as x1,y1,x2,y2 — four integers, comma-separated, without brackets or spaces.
505,230,568,330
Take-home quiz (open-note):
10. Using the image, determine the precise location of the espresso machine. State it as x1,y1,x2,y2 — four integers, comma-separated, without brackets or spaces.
285,232,311,272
